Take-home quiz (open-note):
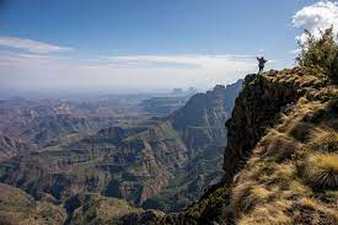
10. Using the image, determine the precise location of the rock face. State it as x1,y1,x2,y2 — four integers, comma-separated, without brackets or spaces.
170,84,239,150
123,68,338,225
223,72,301,182
0,81,243,217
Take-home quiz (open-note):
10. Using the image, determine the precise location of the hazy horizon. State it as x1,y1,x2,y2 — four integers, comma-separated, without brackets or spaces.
0,85,202,99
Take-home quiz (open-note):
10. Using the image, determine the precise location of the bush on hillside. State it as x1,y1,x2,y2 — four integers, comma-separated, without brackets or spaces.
297,27,338,84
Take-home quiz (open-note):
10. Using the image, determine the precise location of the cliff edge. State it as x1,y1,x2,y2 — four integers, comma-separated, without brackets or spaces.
123,67,338,225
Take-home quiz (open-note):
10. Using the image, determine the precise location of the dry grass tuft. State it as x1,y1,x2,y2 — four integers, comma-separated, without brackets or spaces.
288,180,312,196
288,122,315,143
270,164,297,187
231,182,273,216
309,130,338,153
262,132,300,162
302,153,338,189
238,201,292,225
291,197,338,225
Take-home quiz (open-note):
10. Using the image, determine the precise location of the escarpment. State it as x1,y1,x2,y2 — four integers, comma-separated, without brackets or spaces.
124,67,337,225
226,68,338,225
224,69,308,182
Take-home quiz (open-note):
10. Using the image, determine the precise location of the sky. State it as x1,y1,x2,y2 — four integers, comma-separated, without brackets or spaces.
0,0,336,93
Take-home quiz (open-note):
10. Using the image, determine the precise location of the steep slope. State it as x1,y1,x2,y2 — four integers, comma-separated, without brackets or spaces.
145,82,242,211
121,67,338,225
170,84,240,150
223,68,338,225
0,81,242,216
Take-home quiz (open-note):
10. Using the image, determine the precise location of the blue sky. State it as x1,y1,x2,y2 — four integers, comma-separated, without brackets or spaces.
0,0,334,92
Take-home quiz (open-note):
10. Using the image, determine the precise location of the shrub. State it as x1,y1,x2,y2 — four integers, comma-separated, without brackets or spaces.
303,153,338,189
297,27,338,84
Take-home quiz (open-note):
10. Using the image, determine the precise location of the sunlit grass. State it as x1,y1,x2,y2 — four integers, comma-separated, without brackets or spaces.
303,153,338,189
238,200,292,225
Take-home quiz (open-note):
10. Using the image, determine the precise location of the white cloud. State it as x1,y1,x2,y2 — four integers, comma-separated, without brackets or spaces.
0,36,72,54
0,52,259,91
292,1,338,44
101,54,256,69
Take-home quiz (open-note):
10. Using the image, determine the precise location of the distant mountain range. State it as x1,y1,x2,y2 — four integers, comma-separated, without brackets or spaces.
0,80,242,224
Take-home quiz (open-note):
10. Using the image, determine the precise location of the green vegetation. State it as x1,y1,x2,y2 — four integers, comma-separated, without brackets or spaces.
297,27,338,83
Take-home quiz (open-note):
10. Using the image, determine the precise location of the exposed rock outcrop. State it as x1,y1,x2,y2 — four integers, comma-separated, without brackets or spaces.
224,70,302,182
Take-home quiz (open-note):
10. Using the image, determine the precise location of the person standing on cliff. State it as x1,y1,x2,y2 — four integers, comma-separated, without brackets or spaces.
257,56,268,73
